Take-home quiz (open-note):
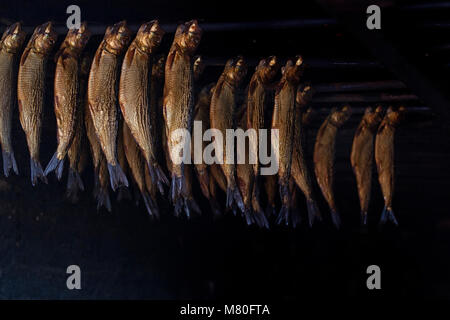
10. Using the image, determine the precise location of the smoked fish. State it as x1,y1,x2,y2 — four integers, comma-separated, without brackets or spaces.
88,21,131,191
45,22,90,179
163,20,202,206
119,20,168,194
375,106,405,225
271,56,304,227
210,56,247,212
313,106,352,228
350,106,383,225
0,22,26,176
18,21,57,186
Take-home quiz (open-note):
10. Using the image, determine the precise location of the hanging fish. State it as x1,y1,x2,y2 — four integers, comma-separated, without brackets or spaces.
88,21,131,191
375,106,405,225
45,22,91,179
163,20,202,211
350,106,383,225
313,106,352,228
18,21,57,186
0,22,26,177
210,56,247,213
119,20,168,194
271,56,304,227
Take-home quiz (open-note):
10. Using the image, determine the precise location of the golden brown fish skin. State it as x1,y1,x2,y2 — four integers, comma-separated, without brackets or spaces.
246,56,280,178
119,20,168,195
163,20,202,205
236,109,269,228
351,106,383,225
271,56,304,227
291,84,321,227
313,105,352,228
0,22,26,177
210,56,247,212
123,122,159,218
375,106,404,225
88,20,131,191
65,54,92,203
45,22,91,179
18,21,57,186
193,83,214,199
97,156,112,212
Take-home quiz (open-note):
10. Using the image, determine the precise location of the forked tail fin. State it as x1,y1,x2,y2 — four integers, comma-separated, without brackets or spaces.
306,199,322,227
30,158,48,186
146,161,169,195
2,150,18,177
141,191,160,219
330,209,342,229
44,152,65,180
107,162,129,191
96,187,112,212
380,206,398,226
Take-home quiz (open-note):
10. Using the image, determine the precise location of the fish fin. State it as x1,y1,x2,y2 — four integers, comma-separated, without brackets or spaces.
361,211,368,226
276,205,301,228
116,186,132,202
2,150,19,177
96,187,112,213
169,173,186,203
65,168,84,203
147,162,168,195
379,206,398,226
226,185,245,214
245,208,270,229
330,209,341,229
44,152,65,180
30,158,47,186
107,163,129,191
306,199,322,228
141,191,160,219
186,197,201,218
243,208,256,226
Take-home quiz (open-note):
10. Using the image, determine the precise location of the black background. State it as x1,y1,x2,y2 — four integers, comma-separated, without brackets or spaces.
0,0,448,300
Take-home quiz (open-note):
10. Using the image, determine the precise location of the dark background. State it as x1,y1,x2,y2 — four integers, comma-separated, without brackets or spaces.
0,0,448,299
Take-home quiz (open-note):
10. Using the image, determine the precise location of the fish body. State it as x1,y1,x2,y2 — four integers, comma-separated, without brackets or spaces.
119,20,167,194
375,106,404,225
0,22,26,177
66,54,92,202
88,21,131,191
291,84,321,227
271,56,304,226
313,106,352,228
210,56,247,213
18,21,57,186
123,121,159,217
163,20,202,207
45,22,90,179
350,106,383,225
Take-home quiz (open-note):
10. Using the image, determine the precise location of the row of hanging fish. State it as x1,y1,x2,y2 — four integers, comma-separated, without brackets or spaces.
0,20,405,228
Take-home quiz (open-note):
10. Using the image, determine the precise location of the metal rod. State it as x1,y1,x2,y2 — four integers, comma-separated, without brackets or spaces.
314,80,406,93
312,93,419,103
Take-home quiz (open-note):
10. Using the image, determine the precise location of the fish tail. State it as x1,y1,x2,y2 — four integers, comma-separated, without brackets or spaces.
360,211,368,226
107,163,129,191
306,199,322,228
30,158,47,186
226,184,245,214
147,161,169,195
243,208,256,226
248,209,270,229
116,186,132,202
65,168,84,203
265,205,276,218
96,187,112,213
330,209,342,229
380,206,398,226
186,197,201,217
44,152,65,180
276,182,298,227
141,191,160,219
2,150,19,177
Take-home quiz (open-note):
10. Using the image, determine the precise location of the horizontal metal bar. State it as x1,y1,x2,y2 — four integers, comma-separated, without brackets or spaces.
315,106,430,115
312,93,419,103
16,19,338,35
314,80,406,93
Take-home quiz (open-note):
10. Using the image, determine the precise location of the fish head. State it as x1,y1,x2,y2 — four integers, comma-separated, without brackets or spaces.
193,55,205,80
331,105,352,126
179,20,202,54
259,56,280,84
32,21,57,54
231,55,247,86
1,22,26,53
136,20,165,54
363,106,383,130
152,54,166,79
64,21,91,52
296,83,314,106
105,20,131,54
285,55,304,84
386,106,405,126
